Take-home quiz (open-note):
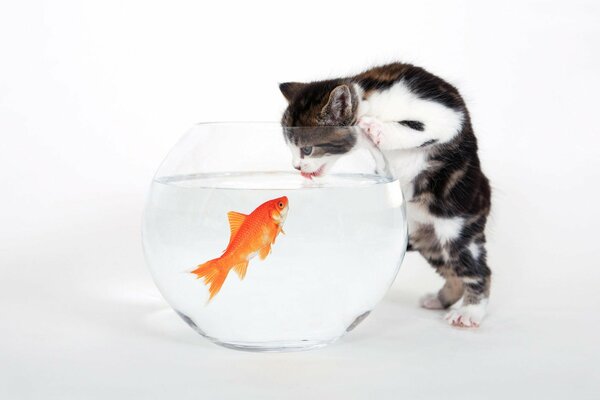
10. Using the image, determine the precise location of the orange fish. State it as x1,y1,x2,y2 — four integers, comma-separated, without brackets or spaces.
191,196,289,301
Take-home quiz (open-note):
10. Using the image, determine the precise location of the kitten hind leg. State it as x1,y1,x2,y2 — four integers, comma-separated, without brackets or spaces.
445,276,490,328
420,275,464,310
445,251,491,328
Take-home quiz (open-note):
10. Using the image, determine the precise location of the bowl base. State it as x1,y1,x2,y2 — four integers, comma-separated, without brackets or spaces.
175,309,375,353
210,337,341,353
176,309,343,352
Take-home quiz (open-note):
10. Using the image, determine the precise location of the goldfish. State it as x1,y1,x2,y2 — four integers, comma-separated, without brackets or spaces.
191,196,289,301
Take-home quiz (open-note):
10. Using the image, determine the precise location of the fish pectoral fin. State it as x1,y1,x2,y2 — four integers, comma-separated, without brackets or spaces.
232,261,250,280
227,211,247,239
259,245,272,260
271,227,284,244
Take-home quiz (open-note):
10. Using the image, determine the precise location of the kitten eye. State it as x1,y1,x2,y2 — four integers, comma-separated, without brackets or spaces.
301,146,313,156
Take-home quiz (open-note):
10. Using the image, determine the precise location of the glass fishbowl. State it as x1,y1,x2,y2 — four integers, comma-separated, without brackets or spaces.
142,122,407,351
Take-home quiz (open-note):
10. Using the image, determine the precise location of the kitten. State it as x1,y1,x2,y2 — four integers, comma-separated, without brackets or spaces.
279,62,491,327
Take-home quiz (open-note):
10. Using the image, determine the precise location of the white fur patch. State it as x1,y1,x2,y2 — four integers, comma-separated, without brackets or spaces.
433,217,464,244
445,299,488,328
468,242,480,260
359,80,464,147
405,201,430,236
404,207,464,249
388,148,429,199
461,277,480,284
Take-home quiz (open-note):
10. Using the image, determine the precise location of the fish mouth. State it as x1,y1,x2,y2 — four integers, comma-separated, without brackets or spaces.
300,165,325,180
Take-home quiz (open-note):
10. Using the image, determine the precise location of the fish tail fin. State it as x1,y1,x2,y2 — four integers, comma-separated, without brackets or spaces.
191,258,229,301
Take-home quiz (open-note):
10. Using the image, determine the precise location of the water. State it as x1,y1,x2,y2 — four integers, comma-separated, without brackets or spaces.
142,172,407,350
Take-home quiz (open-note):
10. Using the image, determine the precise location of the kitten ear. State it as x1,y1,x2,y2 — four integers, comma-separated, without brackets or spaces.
279,82,306,102
321,85,353,124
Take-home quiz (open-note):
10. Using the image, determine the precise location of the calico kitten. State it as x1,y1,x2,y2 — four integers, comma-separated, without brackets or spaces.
280,62,491,328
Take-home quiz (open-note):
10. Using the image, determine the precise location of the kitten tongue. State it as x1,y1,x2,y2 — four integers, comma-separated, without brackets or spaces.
301,171,313,180
300,165,324,180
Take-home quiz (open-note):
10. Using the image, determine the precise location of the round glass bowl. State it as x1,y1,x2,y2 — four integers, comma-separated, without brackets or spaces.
142,122,407,351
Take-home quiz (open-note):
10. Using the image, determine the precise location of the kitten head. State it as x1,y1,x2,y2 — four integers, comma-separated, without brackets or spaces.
279,80,360,177
279,80,359,127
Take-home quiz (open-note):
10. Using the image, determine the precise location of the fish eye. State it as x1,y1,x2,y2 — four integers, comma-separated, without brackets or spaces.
301,146,313,156
278,202,284,208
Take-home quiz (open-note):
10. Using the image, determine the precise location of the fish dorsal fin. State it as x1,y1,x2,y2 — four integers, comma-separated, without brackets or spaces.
227,211,247,239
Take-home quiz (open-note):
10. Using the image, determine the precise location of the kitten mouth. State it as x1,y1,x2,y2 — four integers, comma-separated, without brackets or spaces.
300,165,325,180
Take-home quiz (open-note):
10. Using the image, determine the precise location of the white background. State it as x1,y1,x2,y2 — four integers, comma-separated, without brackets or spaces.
1,0,599,399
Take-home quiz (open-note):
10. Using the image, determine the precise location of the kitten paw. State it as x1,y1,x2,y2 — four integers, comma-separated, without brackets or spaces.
420,293,444,310
358,116,384,145
444,303,487,328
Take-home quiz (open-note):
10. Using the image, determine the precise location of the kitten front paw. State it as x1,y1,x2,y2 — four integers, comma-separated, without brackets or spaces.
358,116,384,146
444,303,487,328
420,293,444,310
